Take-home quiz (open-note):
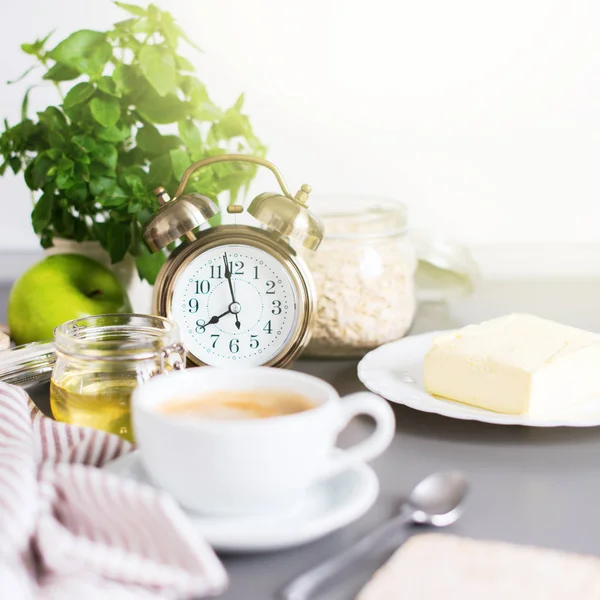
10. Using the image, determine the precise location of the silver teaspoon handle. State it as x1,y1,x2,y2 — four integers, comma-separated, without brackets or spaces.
280,508,413,600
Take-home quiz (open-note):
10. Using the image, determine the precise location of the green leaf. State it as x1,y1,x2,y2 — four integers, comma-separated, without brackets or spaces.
98,187,129,207
72,134,97,153
8,65,37,85
40,232,54,249
20,43,38,55
74,152,91,165
135,246,166,284
90,95,121,127
31,192,54,233
48,29,106,68
9,156,21,174
92,143,118,170
96,76,121,97
58,156,75,173
175,23,201,51
178,120,202,152
148,154,172,188
43,63,80,81
55,207,76,237
47,131,67,151
113,18,137,31
115,1,147,16
124,173,147,198
76,41,113,76
107,221,132,263
27,154,55,189
22,31,55,57
147,3,159,23
63,82,95,108
121,165,148,182
208,212,222,227
136,91,187,124
90,175,117,197
56,170,74,189
136,125,181,154
21,85,36,120
128,200,141,214
175,56,194,71
180,77,222,120
73,161,90,183
73,217,89,242
160,12,179,48
218,107,247,139
97,123,130,142
169,148,189,180
65,183,88,206
139,45,176,97
234,93,245,111
131,19,154,34
113,64,149,102
92,222,109,246
37,106,67,129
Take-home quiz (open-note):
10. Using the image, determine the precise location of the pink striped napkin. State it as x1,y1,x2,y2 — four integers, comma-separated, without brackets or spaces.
0,382,228,600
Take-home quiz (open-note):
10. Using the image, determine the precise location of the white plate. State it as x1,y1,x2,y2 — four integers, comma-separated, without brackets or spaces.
104,451,379,552
358,330,600,427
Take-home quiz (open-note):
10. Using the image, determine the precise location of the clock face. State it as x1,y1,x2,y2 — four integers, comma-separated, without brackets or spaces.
171,243,299,367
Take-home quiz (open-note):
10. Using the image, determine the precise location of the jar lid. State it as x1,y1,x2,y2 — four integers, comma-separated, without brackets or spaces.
314,196,408,239
411,231,480,301
0,341,56,387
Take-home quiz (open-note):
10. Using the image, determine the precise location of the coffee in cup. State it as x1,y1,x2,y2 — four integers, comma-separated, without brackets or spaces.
157,390,316,420
132,367,395,517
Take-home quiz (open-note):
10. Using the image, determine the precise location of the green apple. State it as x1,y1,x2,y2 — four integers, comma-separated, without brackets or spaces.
8,253,132,345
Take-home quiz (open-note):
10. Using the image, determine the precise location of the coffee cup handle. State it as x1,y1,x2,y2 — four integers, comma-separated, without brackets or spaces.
317,392,395,481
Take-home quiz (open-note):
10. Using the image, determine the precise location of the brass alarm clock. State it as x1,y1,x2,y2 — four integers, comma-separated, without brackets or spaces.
143,155,324,368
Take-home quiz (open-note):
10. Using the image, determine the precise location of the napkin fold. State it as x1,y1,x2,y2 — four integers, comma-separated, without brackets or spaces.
0,382,228,600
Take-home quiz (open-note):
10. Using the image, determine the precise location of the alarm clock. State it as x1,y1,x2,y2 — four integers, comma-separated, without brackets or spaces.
143,155,324,368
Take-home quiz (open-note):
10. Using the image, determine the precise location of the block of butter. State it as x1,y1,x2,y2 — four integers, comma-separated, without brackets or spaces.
424,314,600,416
357,533,600,600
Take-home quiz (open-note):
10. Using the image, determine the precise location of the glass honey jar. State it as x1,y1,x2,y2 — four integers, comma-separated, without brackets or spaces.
50,314,185,441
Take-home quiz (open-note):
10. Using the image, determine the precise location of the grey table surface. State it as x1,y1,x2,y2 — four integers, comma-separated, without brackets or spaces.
3,278,600,600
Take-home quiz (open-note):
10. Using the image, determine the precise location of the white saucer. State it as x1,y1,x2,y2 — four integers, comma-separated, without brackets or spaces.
358,331,600,427
104,451,379,552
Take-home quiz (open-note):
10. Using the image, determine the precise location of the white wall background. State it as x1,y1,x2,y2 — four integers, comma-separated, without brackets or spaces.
2,0,600,253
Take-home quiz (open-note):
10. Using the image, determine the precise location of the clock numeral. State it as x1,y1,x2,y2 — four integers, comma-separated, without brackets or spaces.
271,300,282,315
230,260,244,275
188,298,199,313
229,338,240,354
263,320,273,334
266,280,275,294
209,265,223,279
195,319,206,334
210,334,219,348
250,335,259,349
195,280,210,294
253,266,259,279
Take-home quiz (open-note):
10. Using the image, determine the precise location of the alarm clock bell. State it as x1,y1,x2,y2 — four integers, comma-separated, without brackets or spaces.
142,155,324,254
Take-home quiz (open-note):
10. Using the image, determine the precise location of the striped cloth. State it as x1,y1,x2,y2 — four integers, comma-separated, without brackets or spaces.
0,382,228,600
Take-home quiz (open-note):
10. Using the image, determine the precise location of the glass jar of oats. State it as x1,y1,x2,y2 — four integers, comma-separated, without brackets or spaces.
303,196,417,357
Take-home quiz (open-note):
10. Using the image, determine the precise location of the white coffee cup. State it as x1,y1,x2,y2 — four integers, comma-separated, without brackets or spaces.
132,367,395,517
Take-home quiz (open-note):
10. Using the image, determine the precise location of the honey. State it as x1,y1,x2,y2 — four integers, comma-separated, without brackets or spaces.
50,374,137,441
50,314,185,441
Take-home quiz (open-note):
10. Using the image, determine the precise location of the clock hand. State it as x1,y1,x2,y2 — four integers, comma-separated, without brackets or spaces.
223,252,241,330
206,309,231,325
223,252,236,302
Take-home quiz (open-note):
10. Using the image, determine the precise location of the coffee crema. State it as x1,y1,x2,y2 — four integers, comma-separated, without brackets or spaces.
157,389,316,421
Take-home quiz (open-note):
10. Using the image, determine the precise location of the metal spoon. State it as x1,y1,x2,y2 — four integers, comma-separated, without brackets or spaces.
280,471,468,600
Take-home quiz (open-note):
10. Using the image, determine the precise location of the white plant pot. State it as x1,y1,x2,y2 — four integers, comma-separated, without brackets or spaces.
44,239,154,314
